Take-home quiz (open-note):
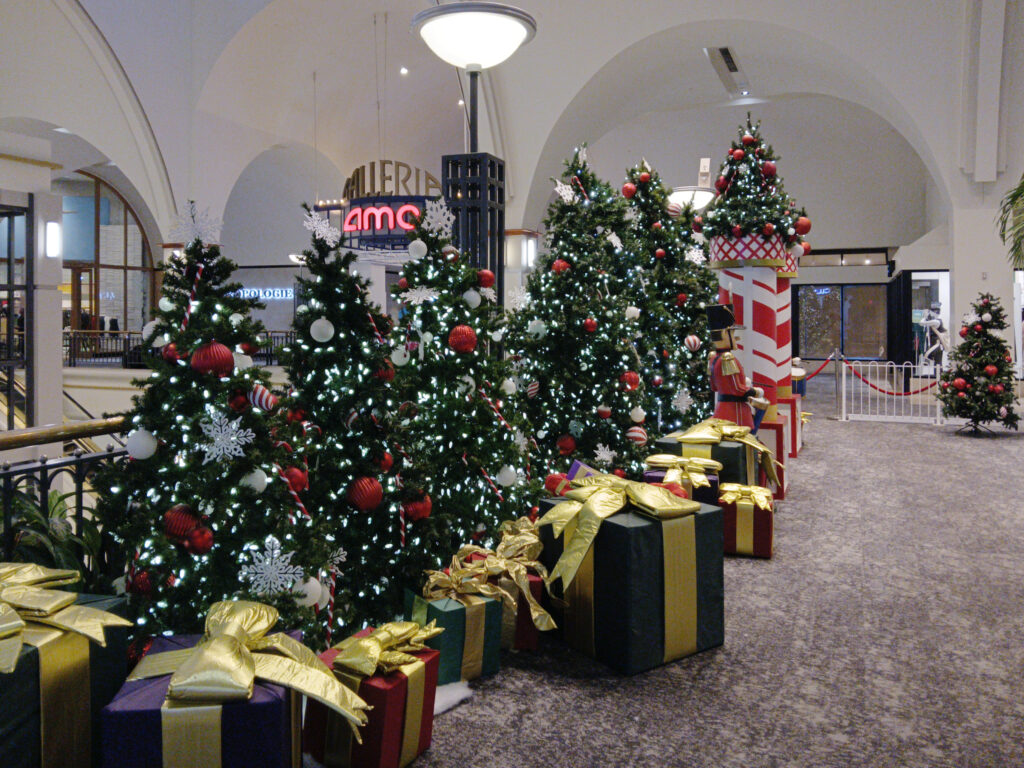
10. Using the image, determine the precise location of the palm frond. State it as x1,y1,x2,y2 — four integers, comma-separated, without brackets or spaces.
997,173,1024,268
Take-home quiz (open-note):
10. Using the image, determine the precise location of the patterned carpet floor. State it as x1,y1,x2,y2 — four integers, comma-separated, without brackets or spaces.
417,376,1024,768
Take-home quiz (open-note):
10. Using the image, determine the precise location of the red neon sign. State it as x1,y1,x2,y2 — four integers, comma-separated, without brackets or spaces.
343,204,421,233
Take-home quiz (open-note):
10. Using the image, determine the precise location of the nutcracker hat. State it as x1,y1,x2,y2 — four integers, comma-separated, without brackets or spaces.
706,304,744,331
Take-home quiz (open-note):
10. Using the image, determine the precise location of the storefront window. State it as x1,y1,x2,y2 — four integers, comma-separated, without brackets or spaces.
843,284,886,359
909,271,950,373
796,283,886,360
796,285,841,358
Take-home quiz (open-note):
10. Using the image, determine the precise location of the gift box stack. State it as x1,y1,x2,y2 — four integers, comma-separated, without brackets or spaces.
654,418,779,492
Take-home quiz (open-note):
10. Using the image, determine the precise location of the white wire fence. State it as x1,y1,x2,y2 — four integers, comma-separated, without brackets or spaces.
840,358,943,424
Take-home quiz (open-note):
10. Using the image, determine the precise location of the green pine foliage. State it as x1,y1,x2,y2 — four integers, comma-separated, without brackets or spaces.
620,160,717,431
276,208,408,640
93,236,318,639
507,148,652,476
938,292,1020,431
388,212,538,557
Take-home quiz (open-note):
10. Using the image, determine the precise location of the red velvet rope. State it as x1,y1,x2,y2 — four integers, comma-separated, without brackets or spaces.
840,357,938,396
805,355,834,380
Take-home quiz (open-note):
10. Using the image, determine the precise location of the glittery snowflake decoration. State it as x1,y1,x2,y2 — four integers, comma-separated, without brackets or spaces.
422,198,455,237
401,286,440,306
513,429,530,453
672,388,694,414
624,206,640,225
594,443,617,465
578,147,588,164
240,536,303,595
303,210,341,247
508,287,529,310
690,232,706,246
962,312,980,325
685,247,707,265
170,201,221,245
480,287,498,303
606,231,623,250
553,179,576,203
568,419,585,437
328,547,348,570
198,408,255,465
527,318,548,339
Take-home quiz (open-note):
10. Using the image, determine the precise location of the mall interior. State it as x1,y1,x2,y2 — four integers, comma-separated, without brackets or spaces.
0,2,1022,767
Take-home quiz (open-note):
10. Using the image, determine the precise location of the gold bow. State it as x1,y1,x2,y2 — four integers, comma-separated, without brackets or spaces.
536,473,700,590
456,517,557,632
331,620,443,677
422,557,517,617
801,411,812,425
129,600,370,737
0,562,131,673
718,483,773,511
675,418,780,486
644,454,723,489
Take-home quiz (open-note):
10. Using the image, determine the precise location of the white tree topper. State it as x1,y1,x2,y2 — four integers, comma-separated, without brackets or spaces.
240,536,304,594
422,198,455,237
170,201,222,245
303,210,341,248
199,408,255,465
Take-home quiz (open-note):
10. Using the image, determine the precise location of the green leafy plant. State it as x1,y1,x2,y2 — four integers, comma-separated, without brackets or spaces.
997,174,1024,268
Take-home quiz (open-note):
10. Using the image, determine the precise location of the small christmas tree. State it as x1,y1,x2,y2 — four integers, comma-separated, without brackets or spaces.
388,200,537,554
94,210,320,640
938,293,1019,431
620,159,717,431
508,148,651,475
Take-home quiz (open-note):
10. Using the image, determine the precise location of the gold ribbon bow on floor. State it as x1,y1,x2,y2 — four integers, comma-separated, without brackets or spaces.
0,562,131,673
456,517,557,633
801,411,812,425
537,474,700,591
644,454,724,490
675,418,780,487
718,483,773,511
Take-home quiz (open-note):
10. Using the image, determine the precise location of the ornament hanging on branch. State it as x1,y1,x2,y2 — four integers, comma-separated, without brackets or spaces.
348,476,383,511
191,341,234,377
198,408,255,465
239,535,303,595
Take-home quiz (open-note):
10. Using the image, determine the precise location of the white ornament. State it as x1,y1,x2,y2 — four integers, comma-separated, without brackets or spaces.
513,430,529,452
496,465,519,487
606,231,623,250
241,468,268,493
302,209,341,247
685,247,707,265
169,201,222,245
508,288,529,310
981,312,992,323
787,227,796,236
391,348,411,367
229,313,245,326
790,243,803,259
527,319,548,339
1000,406,1008,418
672,388,694,414
295,305,308,315
962,312,980,325
309,317,335,342
158,297,175,312
422,198,456,236
594,443,618,465
625,306,641,321
126,429,158,460
490,329,505,343
240,536,303,595
553,180,576,203
233,353,253,370
401,287,440,306
480,287,498,303
500,378,517,395
198,408,255,465
630,406,646,423
456,374,476,395
408,239,429,259
142,320,159,341
295,577,322,607
463,289,482,309
329,547,348,569
579,147,588,163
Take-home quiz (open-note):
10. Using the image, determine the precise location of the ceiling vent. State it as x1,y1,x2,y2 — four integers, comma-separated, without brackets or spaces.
704,46,750,97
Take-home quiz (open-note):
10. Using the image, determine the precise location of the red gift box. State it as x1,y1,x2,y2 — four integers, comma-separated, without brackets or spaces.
303,628,439,768
718,484,774,558
464,550,545,651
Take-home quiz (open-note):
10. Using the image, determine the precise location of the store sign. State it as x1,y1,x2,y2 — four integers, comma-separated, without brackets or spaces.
235,287,294,301
342,160,441,199
814,287,832,296
343,203,421,233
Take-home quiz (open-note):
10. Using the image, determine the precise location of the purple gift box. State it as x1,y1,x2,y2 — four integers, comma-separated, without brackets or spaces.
101,633,301,768
567,459,599,481
643,469,721,506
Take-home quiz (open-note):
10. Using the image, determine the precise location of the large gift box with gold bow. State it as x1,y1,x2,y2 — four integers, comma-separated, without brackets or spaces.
719,484,774,558
0,563,130,768
303,622,441,768
536,473,724,675
653,418,778,489
101,601,369,768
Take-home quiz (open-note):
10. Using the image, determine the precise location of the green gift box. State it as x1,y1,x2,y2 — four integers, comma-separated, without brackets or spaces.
404,591,501,686
653,417,778,487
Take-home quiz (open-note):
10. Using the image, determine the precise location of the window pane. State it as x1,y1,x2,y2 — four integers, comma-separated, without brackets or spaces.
799,252,841,267
98,184,125,266
842,284,886,359
797,285,841,357
126,269,149,331
55,174,96,263
127,216,144,268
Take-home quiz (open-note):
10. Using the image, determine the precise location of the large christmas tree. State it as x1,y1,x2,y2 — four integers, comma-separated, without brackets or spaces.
508,148,652,475
388,201,537,553
619,159,717,432
94,215,321,640
938,292,1019,431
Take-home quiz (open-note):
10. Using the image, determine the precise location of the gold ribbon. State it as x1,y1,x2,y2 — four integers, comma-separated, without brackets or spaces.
670,418,780,487
128,600,371,768
644,453,723,492
801,411,812,424
719,484,773,557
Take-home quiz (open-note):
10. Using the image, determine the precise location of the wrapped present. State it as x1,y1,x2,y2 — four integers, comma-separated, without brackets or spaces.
404,562,505,685
102,601,369,768
653,418,778,488
536,473,724,675
304,622,442,768
566,460,599,481
792,365,807,396
456,517,557,651
0,563,131,768
719,483,774,558
643,454,723,506
545,461,598,497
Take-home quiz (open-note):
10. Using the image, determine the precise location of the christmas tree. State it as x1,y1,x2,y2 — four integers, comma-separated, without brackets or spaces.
94,212,321,640
388,200,537,555
619,159,717,432
508,148,652,475
275,207,407,641
938,292,1019,431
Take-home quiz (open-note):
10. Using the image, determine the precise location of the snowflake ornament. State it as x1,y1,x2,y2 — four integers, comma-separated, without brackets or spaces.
328,547,348,570
401,286,440,306
606,231,623,250
480,287,498,303
578,147,588,164
513,429,530,453
240,536,304,595
672,388,694,414
594,443,618,465
685,247,707,265
554,180,576,204
508,287,529,311
303,210,341,247
422,198,455,237
962,312,980,325
624,207,640,225
198,408,255,465
568,419,585,437
170,201,222,245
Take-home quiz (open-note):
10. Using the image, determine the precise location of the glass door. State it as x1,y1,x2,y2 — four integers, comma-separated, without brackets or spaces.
0,203,33,428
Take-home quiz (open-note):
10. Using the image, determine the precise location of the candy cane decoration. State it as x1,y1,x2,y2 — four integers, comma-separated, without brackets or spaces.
248,383,278,412
477,386,513,432
272,442,310,524
366,311,384,344
571,175,588,201
399,506,407,548
463,452,504,502
324,566,338,647
180,264,205,332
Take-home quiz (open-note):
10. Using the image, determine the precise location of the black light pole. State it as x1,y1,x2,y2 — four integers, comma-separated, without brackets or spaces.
468,69,479,152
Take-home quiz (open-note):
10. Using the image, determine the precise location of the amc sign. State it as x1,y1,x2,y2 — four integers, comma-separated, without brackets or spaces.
343,203,421,233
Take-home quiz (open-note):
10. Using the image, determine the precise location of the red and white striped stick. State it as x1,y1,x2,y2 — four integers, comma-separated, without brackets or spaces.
477,386,513,432
325,567,338,647
463,452,504,502
274,462,310,524
180,264,205,332
366,311,384,344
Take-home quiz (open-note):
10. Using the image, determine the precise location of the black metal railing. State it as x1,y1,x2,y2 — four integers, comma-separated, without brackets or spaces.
62,330,297,368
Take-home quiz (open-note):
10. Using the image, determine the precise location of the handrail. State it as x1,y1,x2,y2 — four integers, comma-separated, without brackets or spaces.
0,416,127,452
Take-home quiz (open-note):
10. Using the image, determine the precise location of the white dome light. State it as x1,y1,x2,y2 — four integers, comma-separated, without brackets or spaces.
412,3,537,71
669,186,716,211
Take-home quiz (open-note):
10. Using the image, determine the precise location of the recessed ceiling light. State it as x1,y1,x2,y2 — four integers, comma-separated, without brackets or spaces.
400,66,409,75
458,99,465,106
53,127,71,134
740,89,749,96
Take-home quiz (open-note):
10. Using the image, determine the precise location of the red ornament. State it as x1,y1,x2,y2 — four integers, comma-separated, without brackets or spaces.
190,341,234,377
762,223,775,236
129,571,153,596
286,408,306,423
282,466,309,493
448,325,478,353
732,149,745,161
692,216,703,233
403,494,433,522
802,242,812,256
662,349,669,358
248,383,278,412
184,526,214,555
984,364,998,377
684,335,701,352
655,248,666,259
556,434,577,456
981,298,990,305
676,293,688,307
988,384,997,393
715,176,729,193
1006,354,1012,362
639,171,651,183
348,476,384,511
953,377,967,390
477,269,496,287
652,375,664,386
398,277,408,290
161,343,181,362
163,504,198,541
795,216,812,235
621,182,637,198
625,425,648,445
957,391,967,399
974,324,983,332
377,452,394,473
583,318,598,333
620,370,640,390
551,259,571,274
529,505,540,522
228,390,250,413
959,327,969,338
732,225,744,238
374,361,396,381
940,381,950,389
597,405,611,419
994,383,1005,394
240,341,259,356
652,221,663,231
544,473,571,496
741,133,756,146
612,468,627,478
762,161,777,177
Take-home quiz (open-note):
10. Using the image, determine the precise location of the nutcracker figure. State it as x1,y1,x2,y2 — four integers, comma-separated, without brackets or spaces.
707,303,764,429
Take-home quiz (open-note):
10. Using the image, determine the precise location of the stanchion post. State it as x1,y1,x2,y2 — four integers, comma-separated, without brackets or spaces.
834,348,842,420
